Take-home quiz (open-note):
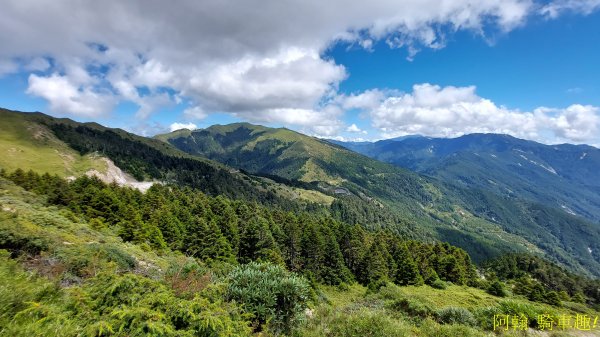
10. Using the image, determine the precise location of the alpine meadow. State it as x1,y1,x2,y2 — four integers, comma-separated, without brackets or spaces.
2,1,600,336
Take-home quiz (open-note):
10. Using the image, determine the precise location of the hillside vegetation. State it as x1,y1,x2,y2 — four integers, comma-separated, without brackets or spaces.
158,123,600,278
0,109,107,177
334,134,600,223
2,109,600,336
2,174,599,336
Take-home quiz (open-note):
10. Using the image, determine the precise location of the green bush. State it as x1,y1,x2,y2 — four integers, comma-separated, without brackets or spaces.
431,279,447,290
387,297,435,318
487,280,507,297
226,262,310,334
0,218,49,257
435,307,476,326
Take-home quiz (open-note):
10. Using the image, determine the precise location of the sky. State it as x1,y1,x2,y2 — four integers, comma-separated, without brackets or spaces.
1,0,600,145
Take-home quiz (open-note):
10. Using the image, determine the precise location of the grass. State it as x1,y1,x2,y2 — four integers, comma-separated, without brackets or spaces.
315,282,600,336
0,112,106,177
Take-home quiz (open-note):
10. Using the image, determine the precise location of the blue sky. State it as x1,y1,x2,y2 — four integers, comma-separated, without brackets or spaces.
1,0,600,145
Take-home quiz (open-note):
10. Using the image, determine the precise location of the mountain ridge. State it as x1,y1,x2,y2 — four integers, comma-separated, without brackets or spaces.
2,108,600,278
156,122,600,277
331,133,600,223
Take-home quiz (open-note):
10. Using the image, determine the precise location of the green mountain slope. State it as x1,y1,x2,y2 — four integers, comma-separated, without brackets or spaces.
2,110,600,278
158,124,600,277
3,173,598,336
0,109,333,207
0,109,107,177
332,134,600,223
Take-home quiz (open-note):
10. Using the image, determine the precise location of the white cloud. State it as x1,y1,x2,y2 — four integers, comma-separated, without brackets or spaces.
359,83,600,145
184,47,346,114
169,122,198,132
541,0,600,18
346,124,363,133
183,106,207,120
26,73,115,118
340,89,388,110
0,0,597,138
0,0,538,127
537,104,600,142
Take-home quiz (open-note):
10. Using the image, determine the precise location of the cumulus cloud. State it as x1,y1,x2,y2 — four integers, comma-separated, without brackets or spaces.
170,122,198,132
0,0,597,139
0,0,537,125
26,73,115,118
347,124,363,133
355,83,600,145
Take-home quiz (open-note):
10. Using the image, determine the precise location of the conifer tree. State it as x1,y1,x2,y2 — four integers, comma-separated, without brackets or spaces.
238,217,283,264
390,239,423,286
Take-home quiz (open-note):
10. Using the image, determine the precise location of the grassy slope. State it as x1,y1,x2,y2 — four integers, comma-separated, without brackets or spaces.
0,110,334,206
0,109,107,177
310,283,600,337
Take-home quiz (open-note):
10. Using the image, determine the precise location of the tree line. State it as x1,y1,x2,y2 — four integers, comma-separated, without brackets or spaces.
3,168,478,289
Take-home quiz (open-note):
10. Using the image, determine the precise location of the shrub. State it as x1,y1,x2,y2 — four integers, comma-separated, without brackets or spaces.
487,280,507,297
544,291,562,307
436,307,476,326
226,262,310,334
431,279,447,290
367,279,389,294
387,297,435,318
0,219,49,257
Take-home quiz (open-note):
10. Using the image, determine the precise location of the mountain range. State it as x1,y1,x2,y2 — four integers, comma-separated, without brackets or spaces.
2,108,600,278
330,134,600,223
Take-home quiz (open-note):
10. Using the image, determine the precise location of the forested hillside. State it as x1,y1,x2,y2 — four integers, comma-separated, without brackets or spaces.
2,171,599,336
333,134,600,223
159,122,600,277
2,109,600,336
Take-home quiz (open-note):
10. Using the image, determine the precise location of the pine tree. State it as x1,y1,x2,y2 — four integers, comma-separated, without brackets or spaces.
238,217,283,264
319,225,353,285
210,196,240,256
391,240,423,286
196,219,235,264
360,239,394,285
150,207,185,251
281,213,303,272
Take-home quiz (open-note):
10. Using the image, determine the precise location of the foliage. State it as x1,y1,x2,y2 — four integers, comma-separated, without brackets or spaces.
487,280,507,297
431,279,448,290
226,262,310,334
435,307,476,326
4,171,479,289
485,253,600,306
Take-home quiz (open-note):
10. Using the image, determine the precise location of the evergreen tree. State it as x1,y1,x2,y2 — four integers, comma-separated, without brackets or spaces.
238,217,283,264
150,207,185,251
319,226,353,285
360,239,394,285
280,213,303,272
391,240,423,286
